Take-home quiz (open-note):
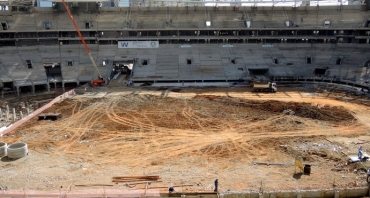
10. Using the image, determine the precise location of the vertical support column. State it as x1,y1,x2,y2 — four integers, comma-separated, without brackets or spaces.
0,108,2,119
12,108,16,121
27,108,30,115
16,86,20,97
62,82,65,93
334,190,339,198
47,84,50,92
20,111,23,119
32,85,35,95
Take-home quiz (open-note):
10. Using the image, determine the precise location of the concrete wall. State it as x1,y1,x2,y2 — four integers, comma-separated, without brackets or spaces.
222,187,369,198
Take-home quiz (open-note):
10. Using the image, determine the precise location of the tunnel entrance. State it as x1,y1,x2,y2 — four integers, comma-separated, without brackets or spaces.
248,68,270,81
44,63,62,81
112,60,134,75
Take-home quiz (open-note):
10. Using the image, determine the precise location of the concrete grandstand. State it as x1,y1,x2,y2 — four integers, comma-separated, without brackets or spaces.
0,0,369,95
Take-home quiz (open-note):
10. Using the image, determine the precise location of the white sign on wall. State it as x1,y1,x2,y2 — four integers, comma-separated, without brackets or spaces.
118,41,159,48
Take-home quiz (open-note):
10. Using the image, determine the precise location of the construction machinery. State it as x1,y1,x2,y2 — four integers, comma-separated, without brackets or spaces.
61,0,105,86
253,82,277,92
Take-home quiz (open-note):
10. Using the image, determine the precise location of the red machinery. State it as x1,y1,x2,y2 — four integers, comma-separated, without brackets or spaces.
61,0,105,86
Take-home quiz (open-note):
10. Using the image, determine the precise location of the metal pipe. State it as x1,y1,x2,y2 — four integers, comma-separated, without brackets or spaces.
13,108,16,121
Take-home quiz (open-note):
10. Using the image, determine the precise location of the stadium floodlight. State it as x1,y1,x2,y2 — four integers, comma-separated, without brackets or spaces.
206,21,211,27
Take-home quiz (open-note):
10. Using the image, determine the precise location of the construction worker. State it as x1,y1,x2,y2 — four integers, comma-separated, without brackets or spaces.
359,146,363,160
214,179,218,192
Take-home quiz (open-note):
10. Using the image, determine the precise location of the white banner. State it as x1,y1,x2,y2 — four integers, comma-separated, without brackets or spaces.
118,41,159,49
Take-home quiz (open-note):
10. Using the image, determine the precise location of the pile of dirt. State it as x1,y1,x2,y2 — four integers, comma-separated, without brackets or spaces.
199,96,355,124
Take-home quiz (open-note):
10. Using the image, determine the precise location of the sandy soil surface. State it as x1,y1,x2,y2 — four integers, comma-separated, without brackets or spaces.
1,86,370,194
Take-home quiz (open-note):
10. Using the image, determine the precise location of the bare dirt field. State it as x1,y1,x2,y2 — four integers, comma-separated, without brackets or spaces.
1,86,370,194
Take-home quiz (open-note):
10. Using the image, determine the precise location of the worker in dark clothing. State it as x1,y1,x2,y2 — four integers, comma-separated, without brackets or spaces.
359,146,363,160
214,179,218,192
169,186,174,193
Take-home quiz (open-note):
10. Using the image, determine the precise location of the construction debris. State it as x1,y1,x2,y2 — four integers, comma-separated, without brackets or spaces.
38,113,62,120
112,176,160,183
75,184,114,187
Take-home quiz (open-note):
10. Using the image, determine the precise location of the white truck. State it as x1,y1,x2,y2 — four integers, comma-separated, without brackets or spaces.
253,82,277,92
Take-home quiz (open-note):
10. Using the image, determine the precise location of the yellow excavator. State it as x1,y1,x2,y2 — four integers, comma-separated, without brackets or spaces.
61,0,105,86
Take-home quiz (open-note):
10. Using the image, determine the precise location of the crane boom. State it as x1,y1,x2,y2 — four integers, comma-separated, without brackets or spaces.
61,0,103,79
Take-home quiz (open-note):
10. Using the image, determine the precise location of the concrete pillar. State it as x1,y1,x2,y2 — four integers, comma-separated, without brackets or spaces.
20,111,23,119
62,83,65,93
5,111,8,122
0,108,2,119
334,190,339,198
47,84,50,92
12,108,15,121
54,82,56,90
26,108,29,115
32,85,35,95
16,86,20,97
6,105,9,114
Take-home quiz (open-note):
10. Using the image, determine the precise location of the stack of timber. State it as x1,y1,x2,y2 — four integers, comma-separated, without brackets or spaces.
38,113,62,120
112,175,160,183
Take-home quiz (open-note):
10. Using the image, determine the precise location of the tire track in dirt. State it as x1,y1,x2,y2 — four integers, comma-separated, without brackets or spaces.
106,99,158,131
181,100,207,132
58,103,106,152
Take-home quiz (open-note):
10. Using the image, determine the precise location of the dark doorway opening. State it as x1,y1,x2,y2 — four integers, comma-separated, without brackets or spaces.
314,68,327,76
34,84,47,92
307,57,312,64
20,86,32,94
187,59,192,64
44,62,62,81
3,81,13,89
64,82,78,88
336,57,342,65
248,68,269,76
26,60,33,68
1,22,8,30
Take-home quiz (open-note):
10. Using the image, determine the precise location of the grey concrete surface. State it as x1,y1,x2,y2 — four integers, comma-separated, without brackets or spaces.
0,43,369,89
